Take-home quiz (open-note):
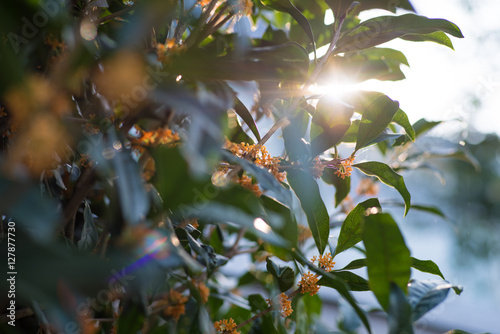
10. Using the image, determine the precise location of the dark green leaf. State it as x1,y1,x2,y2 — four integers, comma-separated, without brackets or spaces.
327,271,370,291
411,257,445,280
78,202,98,252
408,280,454,321
355,95,400,152
388,283,414,334
322,169,351,207
401,31,454,49
363,213,411,311
249,294,270,312
311,96,353,156
354,161,411,216
234,98,261,141
335,14,463,54
261,0,316,54
334,198,381,257
383,202,446,218
266,257,296,292
116,304,145,334
339,258,366,270
287,170,330,254
392,109,415,141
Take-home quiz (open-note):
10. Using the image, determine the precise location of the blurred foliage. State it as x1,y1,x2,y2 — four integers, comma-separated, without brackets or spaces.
0,0,472,333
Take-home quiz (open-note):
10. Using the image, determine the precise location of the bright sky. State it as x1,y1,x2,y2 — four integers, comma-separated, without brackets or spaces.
320,0,500,137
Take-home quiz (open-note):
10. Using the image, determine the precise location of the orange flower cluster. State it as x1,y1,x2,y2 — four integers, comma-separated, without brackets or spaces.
80,153,93,168
267,293,293,317
214,318,240,334
311,253,335,272
156,39,187,62
230,0,253,15
298,271,320,296
163,290,189,321
356,177,379,196
236,174,262,197
334,155,355,179
192,279,209,304
198,0,210,6
311,157,326,179
224,140,286,182
134,126,180,147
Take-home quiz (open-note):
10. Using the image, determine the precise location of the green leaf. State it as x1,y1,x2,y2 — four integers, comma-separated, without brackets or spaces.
335,14,464,53
321,169,350,207
234,98,261,141
354,161,411,216
363,213,411,311
411,257,445,280
384,202,446,218
266,257,296,292
339,258,366,271
287,170,330,254
401,31,455,49
311,96,353,156
408,280,455,321
248,294,270,312
355,95,400,152
392,109,415,141
413,118,442,137
116,304,145,334
261,0,316,54
92,130,150,225
334,198,381,257
388,283,414,334
327,271,370,291
78,202,98,252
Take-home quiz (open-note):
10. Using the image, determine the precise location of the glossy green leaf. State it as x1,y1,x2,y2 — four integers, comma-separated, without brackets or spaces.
363,213,411,311
311,96,353,156
248,294,270,312
260,0,316,53
78,202,98,252
413,118,442,137
392,109,415,141
339,258,366,271
321,169,351,207
408,280,454,321
328,271,370,291
287,170,330,254
354,161,411,216
401,31,454,49
388,283,414,334
335,14,463,54
355,95,400,152
334,198,381,257
411,257,445,280
234,98,261,141
266,257,296,292
383,202,446,218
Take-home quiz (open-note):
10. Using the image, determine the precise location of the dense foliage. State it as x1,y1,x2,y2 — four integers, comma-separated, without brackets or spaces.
0,0,473,333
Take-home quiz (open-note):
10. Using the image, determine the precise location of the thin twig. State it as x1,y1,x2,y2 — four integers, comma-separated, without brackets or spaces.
94,4,136,25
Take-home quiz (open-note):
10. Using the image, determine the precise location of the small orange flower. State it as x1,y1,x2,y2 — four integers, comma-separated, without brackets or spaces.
163,290,189,321
311,253,335,272
298,225,312,243
214,318,240,334
267,293,293,317
311,157,325,179
334,155,355,179
298,271,320,296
